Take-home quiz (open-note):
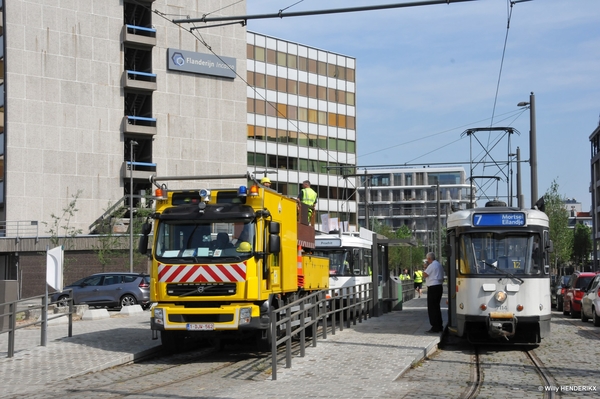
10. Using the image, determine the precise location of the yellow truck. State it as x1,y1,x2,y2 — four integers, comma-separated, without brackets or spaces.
139,174,329,349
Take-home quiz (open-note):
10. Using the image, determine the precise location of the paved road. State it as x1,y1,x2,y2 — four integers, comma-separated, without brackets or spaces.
1,295,443,399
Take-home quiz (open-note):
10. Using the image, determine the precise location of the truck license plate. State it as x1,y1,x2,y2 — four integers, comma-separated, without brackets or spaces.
186,323,214,331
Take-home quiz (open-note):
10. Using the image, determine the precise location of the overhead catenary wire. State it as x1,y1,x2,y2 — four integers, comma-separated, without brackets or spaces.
172,0,480,24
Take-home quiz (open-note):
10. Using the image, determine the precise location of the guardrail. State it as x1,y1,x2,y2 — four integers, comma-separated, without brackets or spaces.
0,291,74,358
0,220,39,238
269,282,373,380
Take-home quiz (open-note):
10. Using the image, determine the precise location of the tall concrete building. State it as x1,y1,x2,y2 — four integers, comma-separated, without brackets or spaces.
246,32,358,231
0,1,248,280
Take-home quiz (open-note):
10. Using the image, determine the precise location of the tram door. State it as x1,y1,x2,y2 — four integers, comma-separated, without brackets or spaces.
446,230,457,331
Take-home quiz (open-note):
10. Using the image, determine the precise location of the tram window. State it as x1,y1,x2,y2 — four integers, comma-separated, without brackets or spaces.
459,233,541,276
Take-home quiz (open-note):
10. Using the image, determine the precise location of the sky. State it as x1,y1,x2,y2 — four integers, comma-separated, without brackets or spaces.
241,0,600,210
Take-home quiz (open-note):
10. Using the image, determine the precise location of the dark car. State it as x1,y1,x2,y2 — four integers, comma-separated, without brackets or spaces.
551,275,570,311
51,272,151,309
563,271,598,318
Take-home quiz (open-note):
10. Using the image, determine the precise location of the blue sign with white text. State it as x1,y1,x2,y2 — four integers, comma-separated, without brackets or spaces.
472,213,526,227
167,48,236,79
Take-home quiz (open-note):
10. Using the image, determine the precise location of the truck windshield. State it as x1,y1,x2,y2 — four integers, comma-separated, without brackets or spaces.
155,220,255,261
458,232,543,277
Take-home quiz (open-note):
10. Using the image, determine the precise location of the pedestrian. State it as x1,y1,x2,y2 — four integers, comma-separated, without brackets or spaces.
423,252,444,333
260,177,272,188
413,264,424,298
400,268,411,280
297,180,317,224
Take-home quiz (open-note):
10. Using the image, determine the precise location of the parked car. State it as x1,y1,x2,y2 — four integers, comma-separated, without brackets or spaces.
563,271,598,318
51,273,151,309
581,273,600,326
551,275,570,310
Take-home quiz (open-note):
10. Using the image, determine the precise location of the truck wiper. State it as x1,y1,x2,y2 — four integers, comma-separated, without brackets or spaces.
482,261,524,284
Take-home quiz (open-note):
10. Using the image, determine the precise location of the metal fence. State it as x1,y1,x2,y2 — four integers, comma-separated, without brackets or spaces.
0,292,74,358
270,282,373,380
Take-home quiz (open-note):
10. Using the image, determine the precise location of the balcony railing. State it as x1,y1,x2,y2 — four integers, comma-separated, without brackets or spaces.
0,221,39,238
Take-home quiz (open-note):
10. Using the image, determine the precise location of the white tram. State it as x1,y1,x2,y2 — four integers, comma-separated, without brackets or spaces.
446,203,553,344
314,228,373,296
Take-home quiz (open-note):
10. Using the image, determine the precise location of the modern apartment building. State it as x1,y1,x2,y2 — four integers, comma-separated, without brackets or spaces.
0,1,248,281
246,32,358,231
356,167,471,251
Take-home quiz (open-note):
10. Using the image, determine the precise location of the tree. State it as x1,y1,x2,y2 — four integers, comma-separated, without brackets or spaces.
372,222,425,276
572,223,592,269
543,180,572,273
42,190,84,272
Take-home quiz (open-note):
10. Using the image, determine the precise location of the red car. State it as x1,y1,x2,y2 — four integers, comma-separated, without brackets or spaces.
563,271,599,318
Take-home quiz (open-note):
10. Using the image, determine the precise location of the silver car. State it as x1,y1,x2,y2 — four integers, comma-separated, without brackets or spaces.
52,273,151,309
581,273,600,326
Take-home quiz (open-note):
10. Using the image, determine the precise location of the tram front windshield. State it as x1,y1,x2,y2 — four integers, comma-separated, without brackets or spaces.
458,232,543,276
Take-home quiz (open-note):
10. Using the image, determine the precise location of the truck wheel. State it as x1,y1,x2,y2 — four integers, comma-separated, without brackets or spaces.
256,306,278,352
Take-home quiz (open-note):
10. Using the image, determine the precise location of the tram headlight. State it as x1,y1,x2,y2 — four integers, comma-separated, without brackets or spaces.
495,291,507,303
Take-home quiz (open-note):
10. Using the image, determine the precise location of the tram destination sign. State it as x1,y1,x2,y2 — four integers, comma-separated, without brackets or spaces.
315,238,342,247
472,212,526,227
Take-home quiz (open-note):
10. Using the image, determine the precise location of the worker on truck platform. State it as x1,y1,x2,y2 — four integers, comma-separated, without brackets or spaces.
297,180,317,224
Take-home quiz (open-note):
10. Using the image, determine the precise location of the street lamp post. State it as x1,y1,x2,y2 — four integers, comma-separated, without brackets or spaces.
436,182,441,259
129,140,138,273
517,92,537,208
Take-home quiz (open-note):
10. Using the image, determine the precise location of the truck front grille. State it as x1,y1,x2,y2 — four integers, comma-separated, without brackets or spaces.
166,283,237,297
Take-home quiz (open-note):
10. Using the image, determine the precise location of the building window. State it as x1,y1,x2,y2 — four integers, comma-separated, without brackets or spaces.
276,51,287,66
266,48,276,64
299,56,308,71
287,54,297,69
255,46,265,62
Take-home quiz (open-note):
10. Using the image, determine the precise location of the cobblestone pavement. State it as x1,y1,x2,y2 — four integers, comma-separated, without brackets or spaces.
399,309,600,398
0,295,444,399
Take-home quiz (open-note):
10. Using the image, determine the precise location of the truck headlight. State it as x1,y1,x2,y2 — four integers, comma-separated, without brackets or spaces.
239,307,251,325
154,308,164,325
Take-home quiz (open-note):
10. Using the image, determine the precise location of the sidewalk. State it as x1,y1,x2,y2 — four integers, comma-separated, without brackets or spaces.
0,294,445,399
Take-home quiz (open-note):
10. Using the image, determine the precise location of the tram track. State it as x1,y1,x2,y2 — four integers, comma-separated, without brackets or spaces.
33,337,308,399
54,345,231,399
460,346,558,399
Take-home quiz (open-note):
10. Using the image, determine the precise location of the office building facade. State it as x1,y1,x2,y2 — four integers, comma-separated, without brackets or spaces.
246,32,358,231
356,167,471,252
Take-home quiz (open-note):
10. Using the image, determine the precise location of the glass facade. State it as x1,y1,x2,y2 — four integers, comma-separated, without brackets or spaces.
247,32,358,230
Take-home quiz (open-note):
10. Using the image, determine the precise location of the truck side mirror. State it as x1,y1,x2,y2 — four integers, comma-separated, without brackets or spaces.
138,222,152,255
268,234,281,254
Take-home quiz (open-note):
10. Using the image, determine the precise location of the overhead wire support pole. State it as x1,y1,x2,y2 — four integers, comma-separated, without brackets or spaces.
172,0,480,24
